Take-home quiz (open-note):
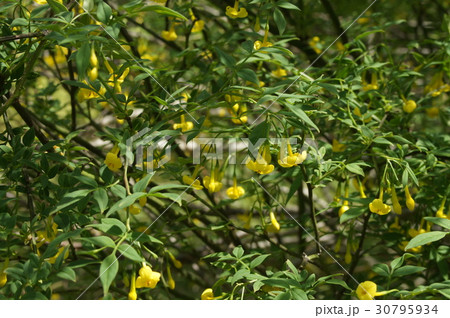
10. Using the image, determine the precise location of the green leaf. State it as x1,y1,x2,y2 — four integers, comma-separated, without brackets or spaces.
232,246,244,258
372,263,390,277
47,0,68,13
392,265,426,277
149,184,187,193
277,1,301,10
273,8,286,35
345,163,365,176
237,68,259,85
51,189,92,214
80,236,116,249
141,5,187,20
89,218,126,236
405,231,448,251
249,121,270,145
76,43,91,80
117,244,144,262
424,217,450,230
106,192,147,216
93,188,108,213
325,279,352,291
215,47,236,68
23,128,35,147
250,254,269,268
390,253,415,271
56,266,76,282
133,172,155,193
339,206,366,223
285,104,319,131
96,1,112,23
99,253,119,296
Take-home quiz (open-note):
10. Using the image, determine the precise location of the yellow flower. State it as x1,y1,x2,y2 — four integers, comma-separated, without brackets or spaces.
90,47,98,67
356,281,392,300
0,258,9,288
192,20,205,33
88,67,98,81
173,115,194,132
424,72,450,97
166,266,175,290
129,204,141,215
226,177,245,199
47,246,69,264
426,107,439,118
369,198,391,215
128,273,137,300
229,103,248,124
104,60,129,93
36,219,58,248
246,144,274,175
403,100,417,113
266,211,281,233
399,241,422,253
404,186,415,211
362,73,379,91
135,265,161,289
152,0,166,3
345,243,352,264
308,36,322,54
339,182,350,217
168,252,182,269
182,175,203,190
336,41,345,52
105,148,122,172
139,196,147,207
278,141,307,168
201,288,214,300
332,139,346,152
391,187,402,215
254,26,273,51
435,198,448,219
226,0,248,19
203,169,223,193
162,24,177,41
369,189,391,215
271,66,287,78
389,217,401,231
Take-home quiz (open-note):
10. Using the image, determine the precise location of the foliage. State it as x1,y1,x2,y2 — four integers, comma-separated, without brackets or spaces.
0,0,449,300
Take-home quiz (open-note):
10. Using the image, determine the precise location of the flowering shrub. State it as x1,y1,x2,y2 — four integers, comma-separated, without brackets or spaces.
0,0,449,300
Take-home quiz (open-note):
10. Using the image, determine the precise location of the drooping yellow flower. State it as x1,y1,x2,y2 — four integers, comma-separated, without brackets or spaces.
271,66,287,78
246,144,274,175
404,186,415,211
135,265,161,289
139,196,147,207
345,242,352,264
105,147,122,172
229,103,248,124
436,197,448,219
266,211,281,233
173,115,194,132
389,217,401,231
47,246,69,264
426,107,439,118
189,10,204,33
308,36,322,54
339,182,350,217
278,141,307,168
128,272,137,300
226,177,245,200
399,240,422,253
161,23,178,41
390,187,402,215
166,266,175,290
168,252,182,269
424,72,450,97
362,72,379,91
88,47,99,81
336,41,345,52
0,258,9,288
369,188,391,215
182,174,203,190
356,281,392,300
254,26,273,51
104,60,129,93
203,169,223,193
226,0,248,19
129,204,141,215
201,288,214,300
77,81,106,102
332,139,346,152
403,100,417,113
